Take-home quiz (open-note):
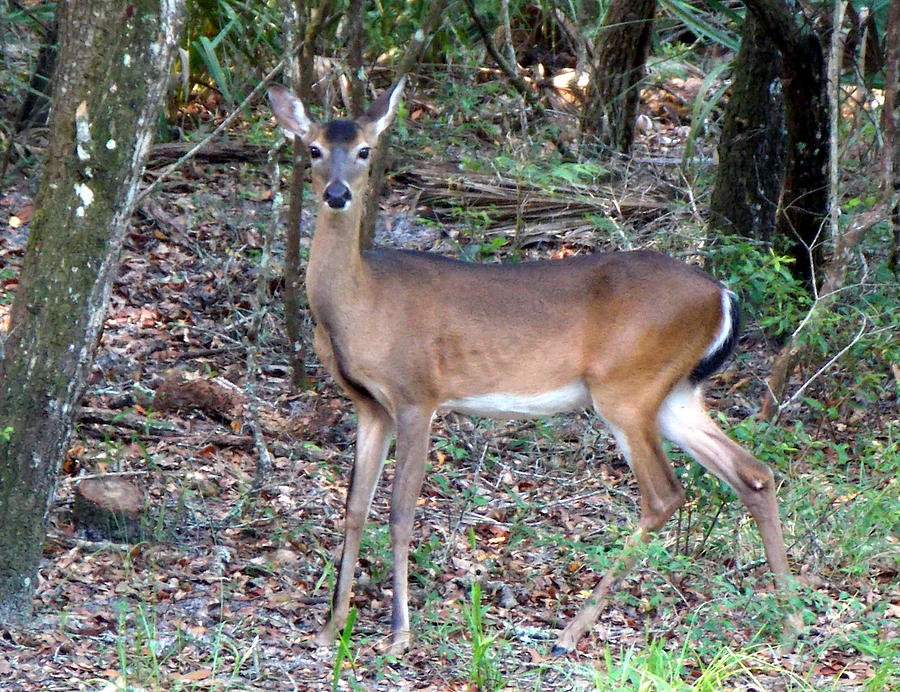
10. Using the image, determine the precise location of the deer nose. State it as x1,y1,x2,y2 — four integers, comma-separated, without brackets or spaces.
324,181,352,209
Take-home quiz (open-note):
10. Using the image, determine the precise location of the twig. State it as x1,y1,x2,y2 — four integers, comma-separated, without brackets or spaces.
242,147,282,493
442,443,490,564
60,470,149,483
460,0,570,158
77,407,179,433
136,58,287,204
45,533,134,551
776,313,868,417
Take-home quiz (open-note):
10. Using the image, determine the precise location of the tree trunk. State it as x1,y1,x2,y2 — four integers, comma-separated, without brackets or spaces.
886,0,900,273
0,0,185,624
359,0,451,247
346,0,366,118
744,0,830,291
710,11,785,242
278,0,335,390
584,0,657,154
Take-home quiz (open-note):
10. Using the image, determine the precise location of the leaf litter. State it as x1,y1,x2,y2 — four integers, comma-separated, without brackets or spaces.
0,119,896,690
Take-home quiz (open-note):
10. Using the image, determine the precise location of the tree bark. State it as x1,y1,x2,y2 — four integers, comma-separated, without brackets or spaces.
710,11,785,242
0,0,185,624
886,0,900,272
584,0,657,154
279,0,334,390
346,0,366,118
744,0,830,291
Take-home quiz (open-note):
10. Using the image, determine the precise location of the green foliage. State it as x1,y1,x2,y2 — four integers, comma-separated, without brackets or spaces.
184,0,282,107
461,581,505,691
591,638,815,691
709,242,811,337
332,608,358,692
681,61,731,173
657,0,742,52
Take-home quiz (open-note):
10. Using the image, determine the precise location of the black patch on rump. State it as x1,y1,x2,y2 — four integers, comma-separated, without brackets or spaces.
324,119,360,144
689,290,741,384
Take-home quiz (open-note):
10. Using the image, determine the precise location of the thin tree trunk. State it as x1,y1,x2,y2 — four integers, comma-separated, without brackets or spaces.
0,0,185,624
281,0,307,391
347,0,366,117
280,0,334,390
359,0,450,248
0,16,58,179
886,0,900,272
584,0,657,154
760,3,888,419
710,11,785,242
744,0,830,291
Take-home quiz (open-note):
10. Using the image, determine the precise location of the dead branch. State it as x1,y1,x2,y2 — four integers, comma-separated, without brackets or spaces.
136,59,287,204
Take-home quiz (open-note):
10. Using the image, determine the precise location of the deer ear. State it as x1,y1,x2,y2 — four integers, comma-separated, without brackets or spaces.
268,84,315,141
362,76,406,138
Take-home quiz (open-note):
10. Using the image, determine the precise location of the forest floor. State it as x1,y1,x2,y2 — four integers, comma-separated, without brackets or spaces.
1,86,898,691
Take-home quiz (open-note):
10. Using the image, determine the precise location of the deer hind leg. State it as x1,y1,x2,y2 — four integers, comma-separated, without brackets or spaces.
554,399,686,655
658,381,802,643
314,397,394,647
385,406,433,655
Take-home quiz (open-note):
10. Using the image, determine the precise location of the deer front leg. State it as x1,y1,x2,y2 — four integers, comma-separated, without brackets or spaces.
385,407,433,655
314,399,393,647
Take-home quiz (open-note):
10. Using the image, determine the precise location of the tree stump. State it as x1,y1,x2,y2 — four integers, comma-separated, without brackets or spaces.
73,477,146,543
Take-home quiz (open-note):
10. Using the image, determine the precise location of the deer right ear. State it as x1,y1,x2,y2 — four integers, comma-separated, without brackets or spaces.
268,84,314,141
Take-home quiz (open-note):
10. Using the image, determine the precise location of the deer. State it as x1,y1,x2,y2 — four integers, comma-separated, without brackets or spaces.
267,77,802,656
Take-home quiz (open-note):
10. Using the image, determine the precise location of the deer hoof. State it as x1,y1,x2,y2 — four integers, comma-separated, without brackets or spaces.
551,643,573,657
312,624,336,648
383,636,410,657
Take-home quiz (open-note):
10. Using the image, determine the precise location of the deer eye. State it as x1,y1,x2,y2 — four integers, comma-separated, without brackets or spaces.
309,145,322,159
358,147,370,160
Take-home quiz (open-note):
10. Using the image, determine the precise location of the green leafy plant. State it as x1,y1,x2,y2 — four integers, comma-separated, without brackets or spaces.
461,582,504,691
332,607,358,692
183,0,281,108
709,241,811,337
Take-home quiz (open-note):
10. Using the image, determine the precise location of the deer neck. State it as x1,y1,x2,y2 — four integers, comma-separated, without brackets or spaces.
306,204,370,319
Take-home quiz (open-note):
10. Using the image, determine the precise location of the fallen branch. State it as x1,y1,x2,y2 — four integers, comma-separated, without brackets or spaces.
400,161,665,246
137,58,287,204
148,140,272,166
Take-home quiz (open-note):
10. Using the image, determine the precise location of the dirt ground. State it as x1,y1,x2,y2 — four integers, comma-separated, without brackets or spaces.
1,119,896,690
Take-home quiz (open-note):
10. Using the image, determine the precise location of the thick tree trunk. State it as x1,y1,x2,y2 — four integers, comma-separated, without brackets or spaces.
744,0,830,290
710,12,785,242
584,0,657,154
0,0,185,624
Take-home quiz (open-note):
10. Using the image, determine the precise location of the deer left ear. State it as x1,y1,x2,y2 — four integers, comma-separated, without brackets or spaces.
362,76,406,139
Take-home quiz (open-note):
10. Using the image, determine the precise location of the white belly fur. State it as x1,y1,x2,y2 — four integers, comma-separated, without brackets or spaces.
440,380,591,418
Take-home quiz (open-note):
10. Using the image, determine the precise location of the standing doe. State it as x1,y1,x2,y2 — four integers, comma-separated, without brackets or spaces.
268,78,801,655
